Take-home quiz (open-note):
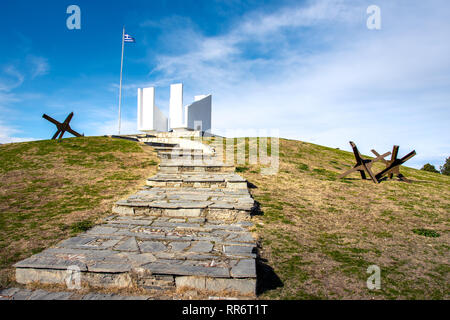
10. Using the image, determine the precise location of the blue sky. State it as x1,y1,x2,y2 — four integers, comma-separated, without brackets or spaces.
0,0,449,168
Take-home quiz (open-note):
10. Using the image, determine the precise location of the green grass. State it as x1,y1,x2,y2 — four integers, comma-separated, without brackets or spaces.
297,163,309,171
2,135,449,299
204,136,450,300
412,228,440,238
235,166,249,173
0,136,158,288
311,168,338,181
70,220,95,233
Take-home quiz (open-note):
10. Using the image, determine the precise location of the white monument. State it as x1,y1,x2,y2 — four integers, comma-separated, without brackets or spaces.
137,87,168,132
169,83,184,129
137,83,211,133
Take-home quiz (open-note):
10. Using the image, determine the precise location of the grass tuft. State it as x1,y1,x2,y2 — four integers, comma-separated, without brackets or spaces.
412,228,440,238
70,220,94,233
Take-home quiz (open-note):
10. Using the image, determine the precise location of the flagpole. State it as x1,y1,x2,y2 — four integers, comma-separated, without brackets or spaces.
118,26,125,135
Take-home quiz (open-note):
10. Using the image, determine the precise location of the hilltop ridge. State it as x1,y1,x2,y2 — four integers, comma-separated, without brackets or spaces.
0,136,449,299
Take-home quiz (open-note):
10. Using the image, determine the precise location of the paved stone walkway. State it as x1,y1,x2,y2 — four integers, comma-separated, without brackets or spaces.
0,287,149,300
147,173,248,189
12,134,258,299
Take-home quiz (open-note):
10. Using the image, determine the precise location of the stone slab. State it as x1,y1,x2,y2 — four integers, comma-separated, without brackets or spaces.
175,276,256,295
189,241,214,253
139,241,167,253
230,259,256,278
144,261,230,278
88,263,131,273
114,237,139,252
13,136,259,297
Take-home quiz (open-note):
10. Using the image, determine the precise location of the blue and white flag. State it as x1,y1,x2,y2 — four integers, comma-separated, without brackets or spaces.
124,33,135,43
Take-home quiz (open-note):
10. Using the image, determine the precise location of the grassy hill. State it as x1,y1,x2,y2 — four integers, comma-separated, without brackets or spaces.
206,137,449,300
0,136,448,299
0,137,158,288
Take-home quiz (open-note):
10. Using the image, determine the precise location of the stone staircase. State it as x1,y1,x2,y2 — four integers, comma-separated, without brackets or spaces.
13,133,258,298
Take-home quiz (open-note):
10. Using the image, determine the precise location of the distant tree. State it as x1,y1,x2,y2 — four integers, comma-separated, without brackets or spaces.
421,163,439,173
440,157,450,176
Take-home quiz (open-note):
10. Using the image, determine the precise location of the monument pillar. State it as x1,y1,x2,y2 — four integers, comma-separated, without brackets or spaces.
169,83,184,129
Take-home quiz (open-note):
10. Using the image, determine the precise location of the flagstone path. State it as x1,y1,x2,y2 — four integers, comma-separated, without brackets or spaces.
0,287,150,300
12,135,258,299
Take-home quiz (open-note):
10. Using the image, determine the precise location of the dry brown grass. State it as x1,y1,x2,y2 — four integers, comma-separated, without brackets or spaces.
21,281,175,299
207,137,449,299
18,281,252,300
1,136,448,300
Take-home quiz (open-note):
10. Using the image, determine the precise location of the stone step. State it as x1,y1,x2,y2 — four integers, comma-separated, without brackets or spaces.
153,147,204,153
13,136,259,298
110,135,140,142
14,217,257,296
0,287,151,300
113,187,255,221
158,152,215,160
159,161,235,173
147,173,248,189
144,142,179,148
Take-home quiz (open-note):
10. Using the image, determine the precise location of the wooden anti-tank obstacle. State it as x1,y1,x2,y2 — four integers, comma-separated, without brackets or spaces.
339,141,416,183
371,145,416,182
338,141,390,183
42,112,83,140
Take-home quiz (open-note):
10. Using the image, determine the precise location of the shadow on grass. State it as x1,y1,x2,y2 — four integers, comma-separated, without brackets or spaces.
247,181,258,189
248,180,264,217
376,176,427,184
256,257,283,295
251,200,264,217
246,179,282,295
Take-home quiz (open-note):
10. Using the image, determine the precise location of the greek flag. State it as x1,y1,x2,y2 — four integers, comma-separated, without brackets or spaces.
124,33,135,43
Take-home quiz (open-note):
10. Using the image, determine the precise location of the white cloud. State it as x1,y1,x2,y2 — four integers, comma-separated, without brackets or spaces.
28,55,50,79
0,65,24,92
0,56,48,143
0,91,19,106
0,122,36,144
87,118,138,136
237,0,359,36
141,0,450,168
80,103,138,136
0,55,49,94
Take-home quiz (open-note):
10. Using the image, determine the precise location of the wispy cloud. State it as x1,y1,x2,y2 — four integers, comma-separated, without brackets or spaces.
87,118,137,136
28,55,50,79
0,53,50,143
0,54,49,94
143,0,361,87
0,65,25,92
138,0,450,168
0,121,36,144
